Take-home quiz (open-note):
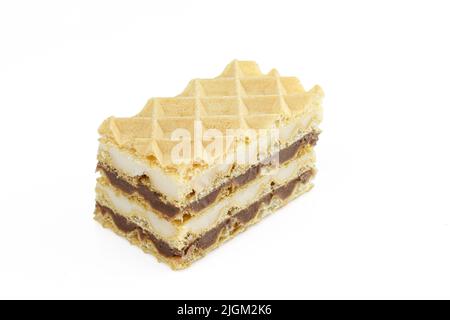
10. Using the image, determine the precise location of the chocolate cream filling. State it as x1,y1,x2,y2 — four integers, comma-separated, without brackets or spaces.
95,169,314,259
97,131,319,219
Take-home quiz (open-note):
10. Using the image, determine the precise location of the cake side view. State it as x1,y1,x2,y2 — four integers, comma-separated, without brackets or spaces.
94,60,323,269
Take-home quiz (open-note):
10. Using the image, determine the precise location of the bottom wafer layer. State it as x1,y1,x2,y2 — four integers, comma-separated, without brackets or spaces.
94,175,313,270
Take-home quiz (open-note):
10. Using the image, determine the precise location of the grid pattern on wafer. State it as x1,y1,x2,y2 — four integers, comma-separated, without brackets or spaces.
99,60,323,165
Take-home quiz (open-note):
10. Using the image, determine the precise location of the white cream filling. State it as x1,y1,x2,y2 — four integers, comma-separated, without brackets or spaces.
279,121,299,142
190,162,232,195
96,151,314,242
103,145,188,201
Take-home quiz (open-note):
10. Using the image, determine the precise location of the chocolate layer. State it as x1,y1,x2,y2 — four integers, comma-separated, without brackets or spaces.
96,169,313,259
98,131,318,219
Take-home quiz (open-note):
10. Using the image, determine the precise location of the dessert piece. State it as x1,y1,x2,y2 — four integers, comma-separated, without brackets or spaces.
94,60,323,269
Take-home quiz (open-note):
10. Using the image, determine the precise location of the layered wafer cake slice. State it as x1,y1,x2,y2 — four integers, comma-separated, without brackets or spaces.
95,60,323,269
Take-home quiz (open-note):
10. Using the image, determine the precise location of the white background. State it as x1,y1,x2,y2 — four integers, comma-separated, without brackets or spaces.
1,0,449,300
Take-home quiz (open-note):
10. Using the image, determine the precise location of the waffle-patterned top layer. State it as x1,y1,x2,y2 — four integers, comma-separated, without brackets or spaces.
99,60,323,169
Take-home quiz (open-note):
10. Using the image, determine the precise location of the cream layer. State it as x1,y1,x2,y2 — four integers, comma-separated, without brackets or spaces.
95,151,315,249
